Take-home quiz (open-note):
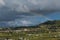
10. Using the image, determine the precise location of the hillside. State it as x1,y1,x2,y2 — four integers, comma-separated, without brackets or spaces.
40,20,60,25
0,20,60,40
38,20,60,32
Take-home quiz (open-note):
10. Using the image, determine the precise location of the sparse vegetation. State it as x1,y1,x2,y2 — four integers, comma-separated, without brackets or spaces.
0,20,60,40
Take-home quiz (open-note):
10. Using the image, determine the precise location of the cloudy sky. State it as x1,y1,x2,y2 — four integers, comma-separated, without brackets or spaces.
0,0,60,27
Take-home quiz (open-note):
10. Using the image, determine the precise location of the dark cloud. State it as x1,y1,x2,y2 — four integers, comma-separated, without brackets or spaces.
0,0,60,26
0,6,35,21
3,0,60,12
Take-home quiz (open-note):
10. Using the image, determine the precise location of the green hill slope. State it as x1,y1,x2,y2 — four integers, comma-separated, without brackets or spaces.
38,20,60,32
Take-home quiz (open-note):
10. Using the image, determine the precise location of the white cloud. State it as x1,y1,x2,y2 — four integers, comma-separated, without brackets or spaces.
0,0,5,7
2,0,60,12
7,19,22,26
21,20,32,26
7,19,33,26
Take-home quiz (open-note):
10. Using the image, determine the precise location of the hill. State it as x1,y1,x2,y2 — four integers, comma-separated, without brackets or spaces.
0,20,60,40
1,20,60,32
38,20,60,32
40,20,60,25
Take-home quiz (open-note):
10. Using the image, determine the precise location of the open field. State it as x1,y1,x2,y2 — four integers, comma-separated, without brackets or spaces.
0,28,60,40
0,20,60,40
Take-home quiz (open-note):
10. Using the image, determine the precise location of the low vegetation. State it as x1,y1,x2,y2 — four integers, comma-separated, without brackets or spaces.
0,20,60,40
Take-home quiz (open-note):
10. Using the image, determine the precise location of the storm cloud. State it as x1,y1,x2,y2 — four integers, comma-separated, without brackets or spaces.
3,0,60,12
0,0,60,26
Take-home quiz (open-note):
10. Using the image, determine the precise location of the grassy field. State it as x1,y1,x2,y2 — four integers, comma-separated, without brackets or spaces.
0,28,60,40
0,20,60,40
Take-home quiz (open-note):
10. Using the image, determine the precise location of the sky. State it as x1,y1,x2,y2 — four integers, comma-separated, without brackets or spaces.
0,0,60,27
